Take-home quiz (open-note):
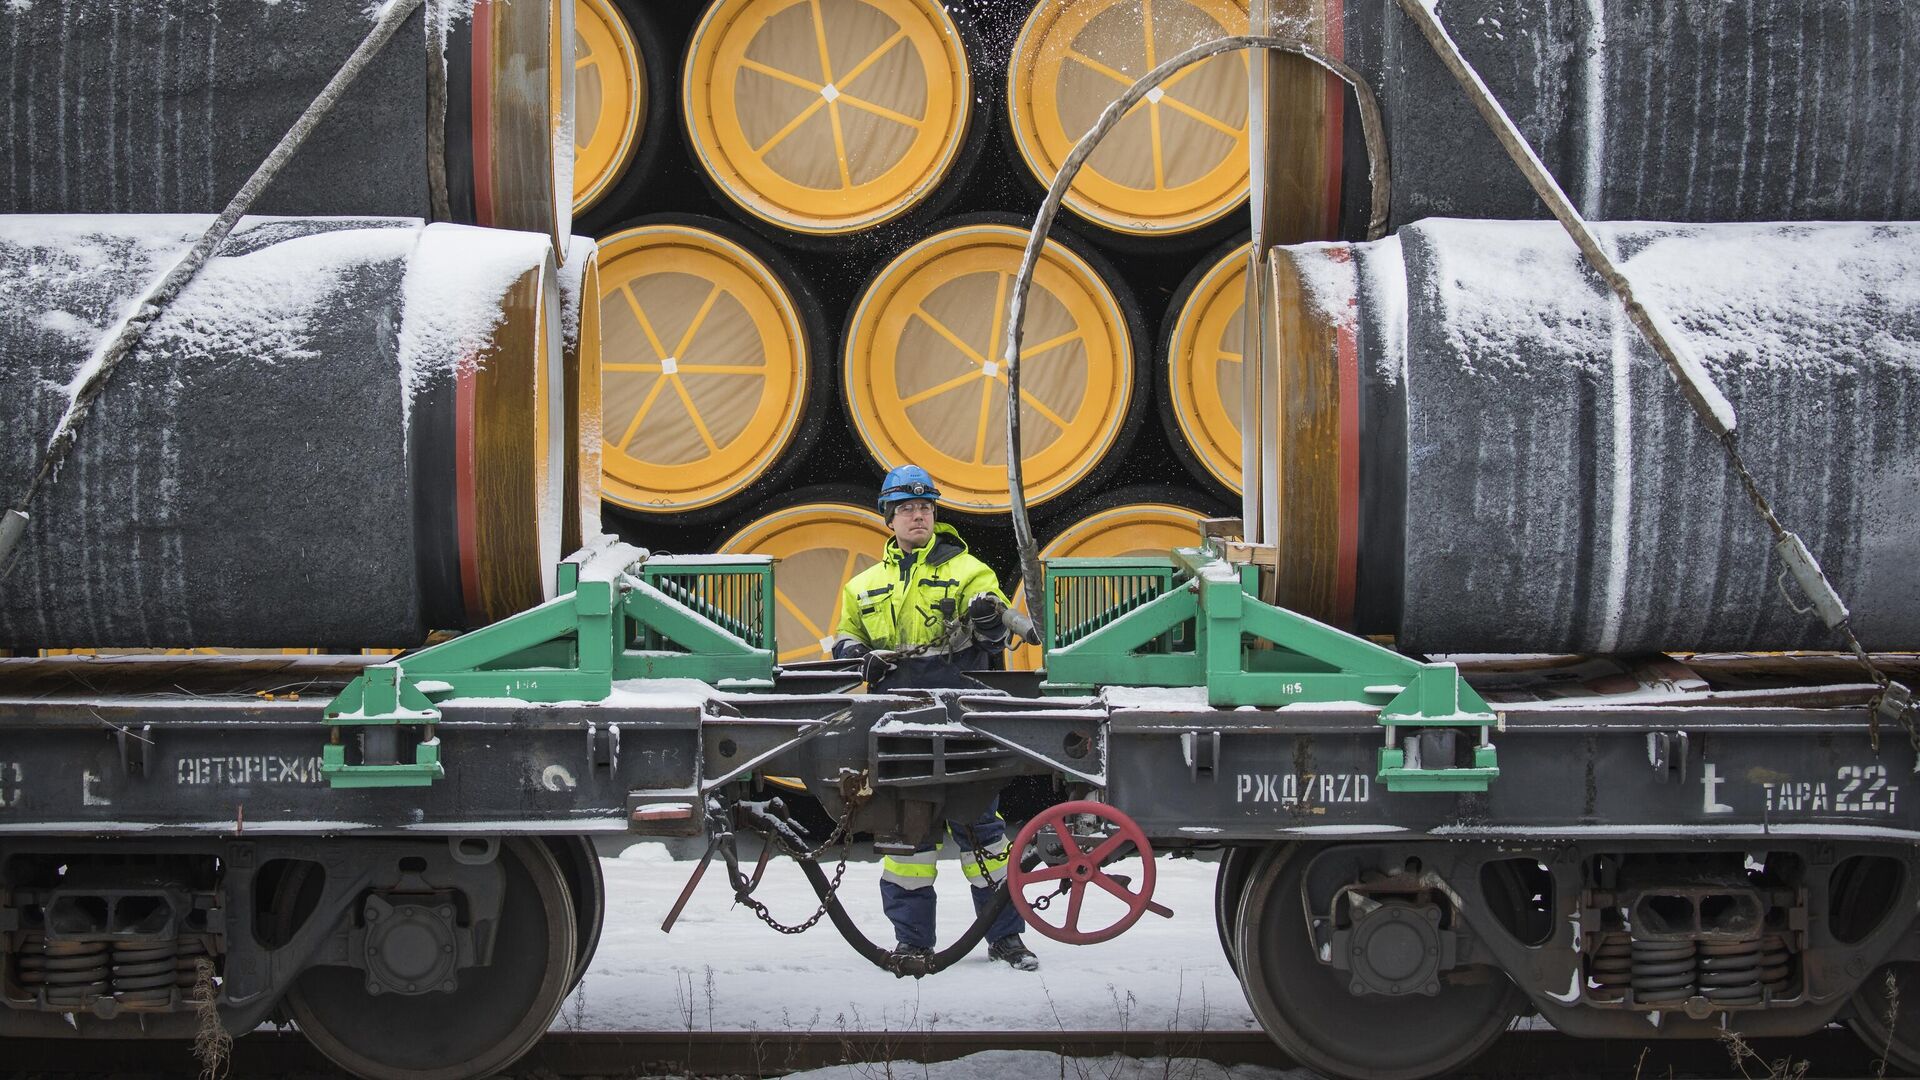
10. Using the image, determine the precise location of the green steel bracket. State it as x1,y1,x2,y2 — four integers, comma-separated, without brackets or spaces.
1042,547,1499,793
320,539,776,788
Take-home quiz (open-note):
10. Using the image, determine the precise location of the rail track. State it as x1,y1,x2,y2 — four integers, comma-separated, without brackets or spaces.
0,1026,1889,1079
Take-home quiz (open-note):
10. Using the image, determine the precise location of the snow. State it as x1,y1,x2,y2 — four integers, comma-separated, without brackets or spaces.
1356,236,1406,385
1101,686,1212,711
436,677,721,713
781,1051,1309,1080
395,222,554,427
555,236,597,354
1283,244,1357,328
604,678,723,711
569,846,1257,1034
145,225,418,365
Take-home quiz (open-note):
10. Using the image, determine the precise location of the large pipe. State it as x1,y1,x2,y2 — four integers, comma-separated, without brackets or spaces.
1242,0,1920,235
0,217,564,649
0,0,572,255
1268,218,1920,654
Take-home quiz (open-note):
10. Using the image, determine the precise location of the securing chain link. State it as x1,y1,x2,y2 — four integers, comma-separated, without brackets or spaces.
723,779,869,936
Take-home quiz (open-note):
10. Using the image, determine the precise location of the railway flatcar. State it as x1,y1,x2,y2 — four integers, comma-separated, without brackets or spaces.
3,1,1919,1079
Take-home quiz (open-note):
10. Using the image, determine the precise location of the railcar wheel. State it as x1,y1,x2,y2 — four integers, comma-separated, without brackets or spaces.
282,839,576,1080
1213,844,1259,975
1235,843,1522,1080
544,835,606,995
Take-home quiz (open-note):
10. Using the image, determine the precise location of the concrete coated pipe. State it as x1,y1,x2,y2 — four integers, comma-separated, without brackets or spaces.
1267,218,1920,654
0,217,565,650
0,0,573,256
1244,0,1920,238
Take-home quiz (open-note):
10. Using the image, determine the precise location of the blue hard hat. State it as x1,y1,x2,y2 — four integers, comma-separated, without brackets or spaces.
878,464,941,511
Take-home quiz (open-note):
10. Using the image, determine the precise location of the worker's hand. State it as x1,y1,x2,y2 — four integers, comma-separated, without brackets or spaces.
966,592,1003,625
860,650,895,687
832,638,872,661
967,592,1008,647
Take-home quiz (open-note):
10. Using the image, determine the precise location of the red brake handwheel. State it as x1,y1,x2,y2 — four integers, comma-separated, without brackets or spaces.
1006,799,1158,945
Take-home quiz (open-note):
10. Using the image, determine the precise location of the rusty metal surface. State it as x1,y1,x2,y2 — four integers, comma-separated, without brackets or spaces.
0,1026,1884,1077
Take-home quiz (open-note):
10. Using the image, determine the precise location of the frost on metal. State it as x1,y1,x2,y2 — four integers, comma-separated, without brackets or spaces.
396,222,555,426
1369,0,1920,227
1274,218,1920,655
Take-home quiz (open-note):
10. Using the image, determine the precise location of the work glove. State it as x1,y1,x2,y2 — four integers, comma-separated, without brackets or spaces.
833,638,894,687
966,592,1009,648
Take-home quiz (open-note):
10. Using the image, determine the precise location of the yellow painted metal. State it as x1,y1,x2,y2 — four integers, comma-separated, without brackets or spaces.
1168,241,1250,492
572,0,645,215
597,224,810,513
844,223,1132,513
720,501,892,664
1007,0,1251,237
1007,501,1210,670
682,0,972,235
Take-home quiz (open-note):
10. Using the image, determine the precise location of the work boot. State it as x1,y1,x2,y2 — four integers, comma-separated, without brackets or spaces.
988,934,1039,971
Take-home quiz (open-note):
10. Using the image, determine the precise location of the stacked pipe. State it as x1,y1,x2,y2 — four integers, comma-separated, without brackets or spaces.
1264,218,1920,654
8,0,1917,655
0,2,599,650
0,218,566,648
559,0,1920,664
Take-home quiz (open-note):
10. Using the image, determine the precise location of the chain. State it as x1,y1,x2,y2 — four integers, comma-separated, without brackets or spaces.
738,853,851,936
726,779,869,936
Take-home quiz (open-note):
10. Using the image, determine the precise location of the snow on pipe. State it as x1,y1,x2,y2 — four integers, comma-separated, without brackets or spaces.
1284,0,1920,230
1267,218,1920,655
0,217,568,650
0,0,573,258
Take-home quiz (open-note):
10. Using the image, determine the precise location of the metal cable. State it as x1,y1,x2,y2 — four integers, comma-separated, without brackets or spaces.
0,0,429,579
1393,0,1916,758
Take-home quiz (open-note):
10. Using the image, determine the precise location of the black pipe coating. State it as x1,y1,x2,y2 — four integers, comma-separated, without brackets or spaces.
1276,218,1920,655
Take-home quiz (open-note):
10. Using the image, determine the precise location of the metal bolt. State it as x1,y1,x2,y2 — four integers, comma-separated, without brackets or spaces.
406,983,416,992
441,980,454,991
366,909,380,921
442,944,453,954
436,906,452,919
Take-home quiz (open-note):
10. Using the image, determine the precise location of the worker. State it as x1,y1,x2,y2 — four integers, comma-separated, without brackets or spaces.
831,464,1040,972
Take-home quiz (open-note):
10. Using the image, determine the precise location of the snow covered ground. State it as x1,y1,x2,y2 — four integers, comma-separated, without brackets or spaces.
781,1051,1308,1080
564,842,1258,1035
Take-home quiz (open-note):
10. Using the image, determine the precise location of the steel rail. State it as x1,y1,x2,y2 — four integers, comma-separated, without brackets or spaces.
0,1025,1882,1077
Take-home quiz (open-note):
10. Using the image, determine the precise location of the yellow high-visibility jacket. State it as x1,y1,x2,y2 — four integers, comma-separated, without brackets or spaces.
833,523,1009,653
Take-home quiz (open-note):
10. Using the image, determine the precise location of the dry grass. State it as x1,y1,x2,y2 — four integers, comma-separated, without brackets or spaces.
190,956,232,1080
